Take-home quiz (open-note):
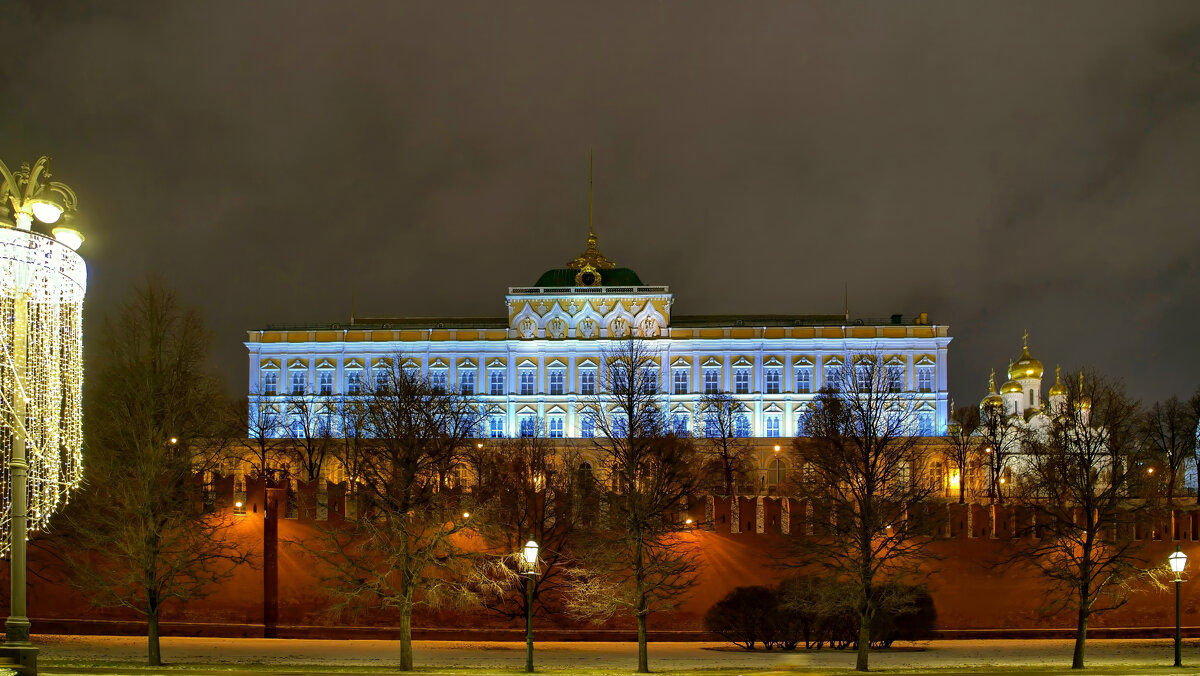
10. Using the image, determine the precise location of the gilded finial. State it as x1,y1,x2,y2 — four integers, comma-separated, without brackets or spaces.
988,369,997,393
1022,329,1029,349
567,150,616,271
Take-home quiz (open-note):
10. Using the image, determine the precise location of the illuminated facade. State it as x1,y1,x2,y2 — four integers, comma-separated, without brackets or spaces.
246,231,952,488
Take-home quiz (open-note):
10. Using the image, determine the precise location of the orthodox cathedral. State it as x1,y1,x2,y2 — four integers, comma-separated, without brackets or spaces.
245,228,952,491
979,333,1068,430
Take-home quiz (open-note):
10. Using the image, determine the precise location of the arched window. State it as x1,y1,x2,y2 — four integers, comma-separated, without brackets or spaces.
577,461,593,489
767,458,787,492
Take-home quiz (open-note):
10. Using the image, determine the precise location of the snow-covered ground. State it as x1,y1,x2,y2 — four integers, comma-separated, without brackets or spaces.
30,635,1200,671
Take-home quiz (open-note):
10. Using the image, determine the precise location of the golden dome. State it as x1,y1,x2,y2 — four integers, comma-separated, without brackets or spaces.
1001,379,1023,395
980,370,1005,410
1008,331,1043,380
1048,366,1067,397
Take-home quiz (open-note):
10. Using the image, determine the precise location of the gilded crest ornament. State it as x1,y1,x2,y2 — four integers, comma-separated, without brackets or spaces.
575,264,602,287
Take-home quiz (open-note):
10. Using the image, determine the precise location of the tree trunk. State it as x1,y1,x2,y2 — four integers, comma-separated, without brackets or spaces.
399,607,413,671
855,610,870,671
636,609,649,673
1071,606,1087,669
958,477,965,504
148,610,161,667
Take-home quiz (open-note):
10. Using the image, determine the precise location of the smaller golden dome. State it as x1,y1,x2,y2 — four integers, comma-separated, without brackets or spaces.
980,370,1005,410
1048,366,1067,397
1009,332,1044,380
1001,379,1023,395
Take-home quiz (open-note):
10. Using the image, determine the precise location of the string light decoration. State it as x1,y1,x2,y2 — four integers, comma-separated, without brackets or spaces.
0,226,85,554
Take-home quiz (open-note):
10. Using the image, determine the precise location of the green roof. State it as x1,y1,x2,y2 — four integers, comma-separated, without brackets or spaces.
534,267,644,288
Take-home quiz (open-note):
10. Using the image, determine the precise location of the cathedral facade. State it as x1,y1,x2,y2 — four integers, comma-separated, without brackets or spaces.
245,232,952,488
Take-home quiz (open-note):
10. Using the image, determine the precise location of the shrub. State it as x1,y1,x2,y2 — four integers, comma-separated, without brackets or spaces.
703,585,779,650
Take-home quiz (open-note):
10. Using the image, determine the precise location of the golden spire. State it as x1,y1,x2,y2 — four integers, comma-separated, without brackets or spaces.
988,369,997,394
567,150,616,270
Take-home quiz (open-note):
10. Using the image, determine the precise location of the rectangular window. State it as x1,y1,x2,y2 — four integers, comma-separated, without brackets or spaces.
318,371,334,396
766,416,781,438
262,372,278,396
704,414,720,438
918,412,935,436
580,369,596,395
549,417,564,438
611,414,628,438
489,369,506,396
855,364,872,391
672,413,690,437
519,415,536,437
673,368,689,395
886,365,904,392
549,368,565,395
734,414,751,438
916,366,934,393
765,368,781,394
374,370,389,392
427,370,445,393
290,371,306,396
459,369,476,395
794,366,812,393
640,367,658,394
734,368,751,394
346,371,362,396
519,369,536,396
824,364,842,391
703,369,720,394
580,414,595,438
488,414,505,438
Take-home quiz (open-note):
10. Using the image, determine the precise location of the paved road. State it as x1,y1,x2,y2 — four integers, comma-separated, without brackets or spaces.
31,635,1200,673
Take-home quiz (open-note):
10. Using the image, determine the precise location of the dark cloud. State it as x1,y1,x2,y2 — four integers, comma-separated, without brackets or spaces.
2,0,1199,404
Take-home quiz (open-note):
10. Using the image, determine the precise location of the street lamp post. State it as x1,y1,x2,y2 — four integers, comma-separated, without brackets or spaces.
0,156,86,676
1169,547,1188,668
521,539,539,673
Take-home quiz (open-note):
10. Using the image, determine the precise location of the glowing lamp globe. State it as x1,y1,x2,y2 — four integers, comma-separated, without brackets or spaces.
1169,548,1187,578
28,189,63,224
523,539,539,567
52,226,84,251
0,227,86,554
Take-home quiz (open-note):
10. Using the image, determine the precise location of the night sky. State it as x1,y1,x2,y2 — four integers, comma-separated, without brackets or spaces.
2,1,1199,406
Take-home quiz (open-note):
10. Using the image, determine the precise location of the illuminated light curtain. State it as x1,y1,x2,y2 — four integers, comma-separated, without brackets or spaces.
0,228,85,554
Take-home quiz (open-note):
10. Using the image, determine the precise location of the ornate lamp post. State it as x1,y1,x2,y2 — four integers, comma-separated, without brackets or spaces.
1169,547,1188,668
0,156,86,675
521,539,539,673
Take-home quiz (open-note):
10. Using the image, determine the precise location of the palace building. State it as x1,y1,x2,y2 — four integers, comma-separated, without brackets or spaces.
245,229,953,486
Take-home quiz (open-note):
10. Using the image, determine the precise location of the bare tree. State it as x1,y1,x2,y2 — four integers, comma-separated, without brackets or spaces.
471,424,583,625
60,280,250,665
980,373,1019,504
945,403,981,504
788,355,937,672
1010,370,1149,670
228,394,285,481
301,362,483,671
1141,396,1198,509
698,392,755,495
568,338,701,673
332,393,373,515
282,394,335,483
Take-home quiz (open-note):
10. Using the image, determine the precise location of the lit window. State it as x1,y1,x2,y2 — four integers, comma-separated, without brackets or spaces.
519,415,536,437
580,414,596,438
886,364,904,392
704,369,720,394
611,414,628,438
374,370,389,392
488,415,505,438
734,368,751,394
346,370,362,395
855,363,872,391
519,369,536,396
262,371,278,396
794,366,812,393
765,368,781,394
672,413,690,437
765,416,781,438
916,366,934,393
430,369,447,393
549,368,565,395
733,414,751,438
917,412,935,437
704,413,720,438
673,368,689,394
459,369,476,395
824,364,842,391
489,369,506,396
580,369,597,395
318,371,334,396
549,417,564,438
290,371,306,396
640,366,658,394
